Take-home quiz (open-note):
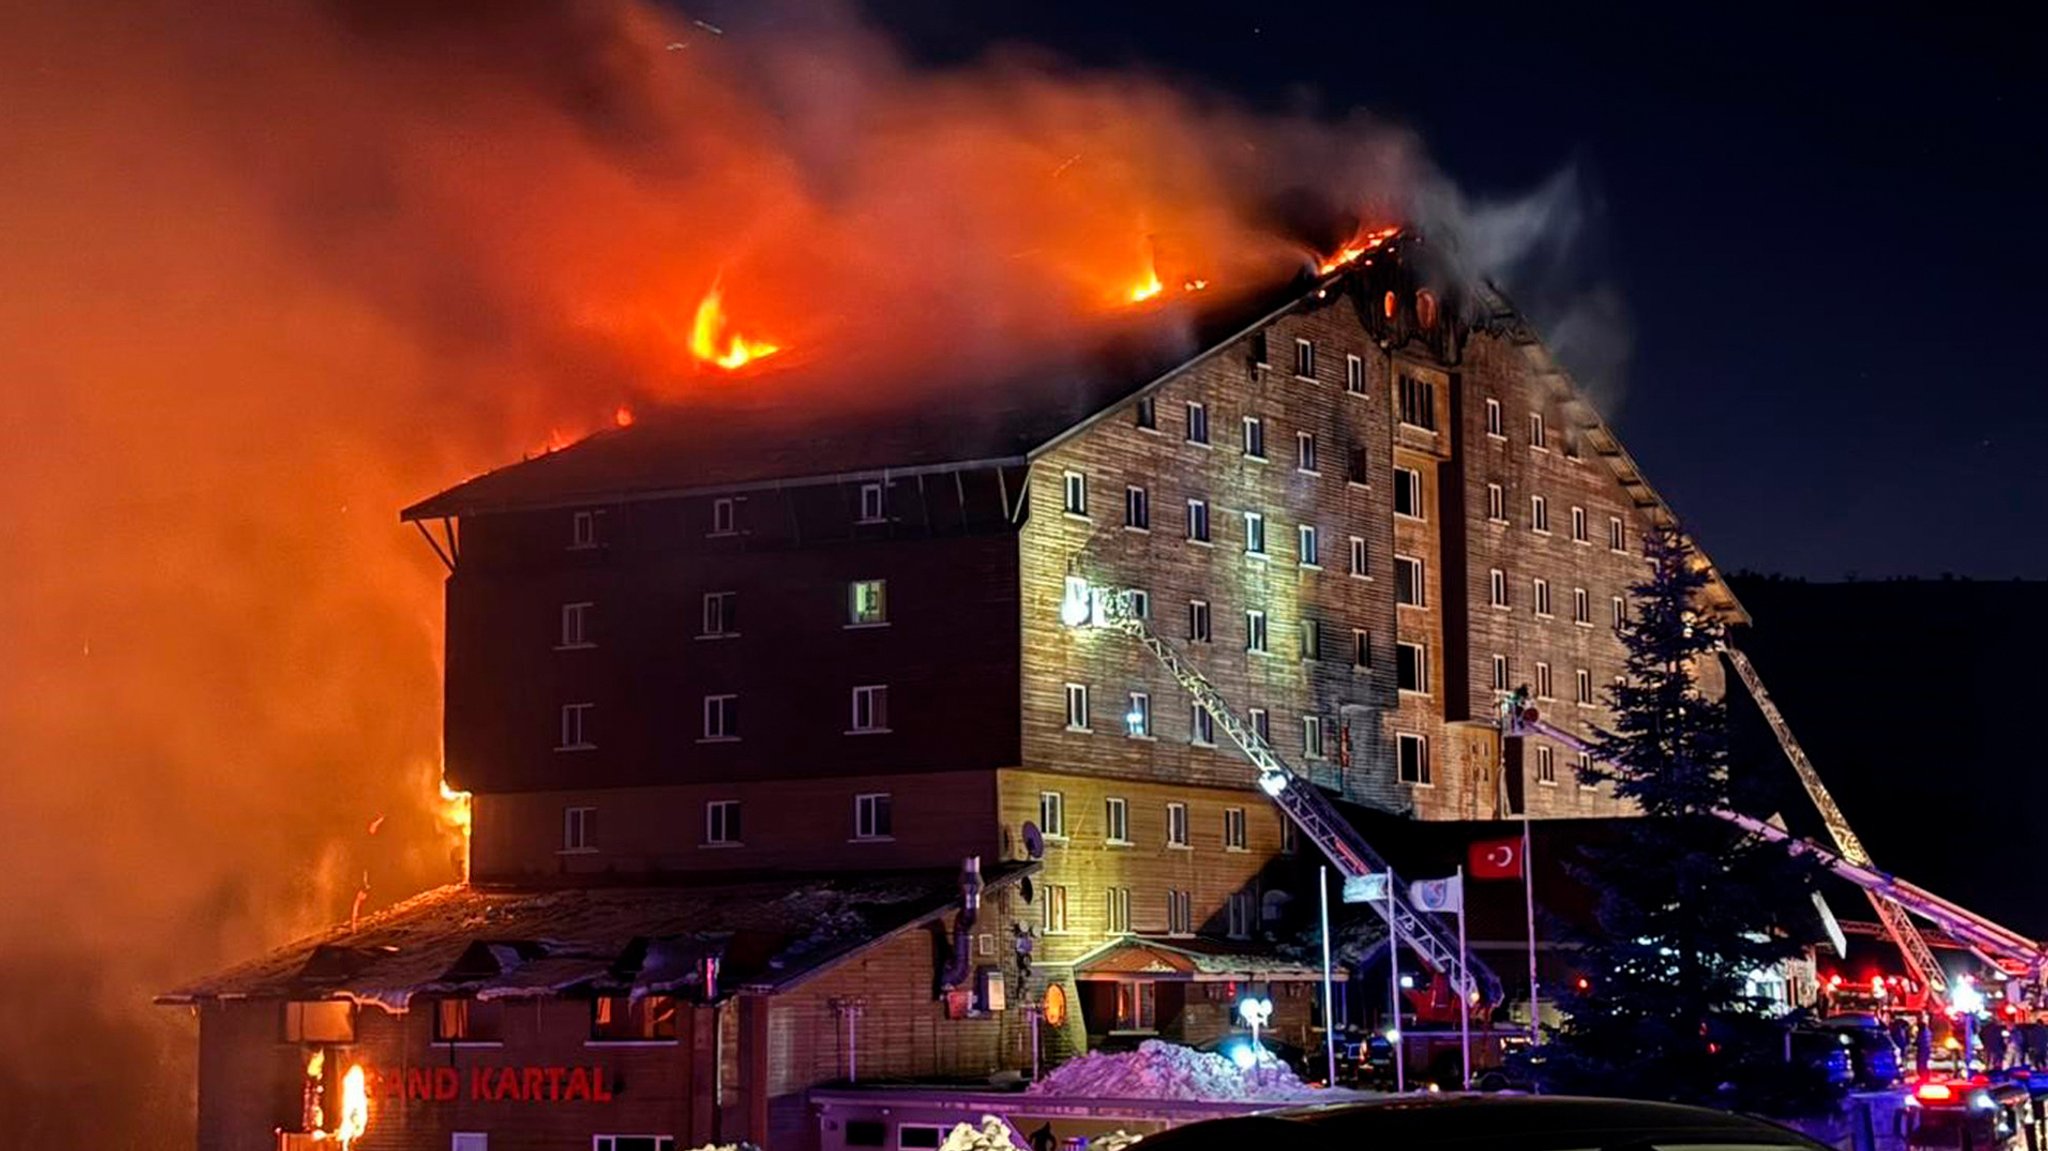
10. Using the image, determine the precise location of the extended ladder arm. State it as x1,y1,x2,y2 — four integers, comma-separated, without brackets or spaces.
1076,585,1502,1005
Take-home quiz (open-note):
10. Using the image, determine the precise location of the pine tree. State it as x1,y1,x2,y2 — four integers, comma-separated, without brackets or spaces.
1539,525,1818,1107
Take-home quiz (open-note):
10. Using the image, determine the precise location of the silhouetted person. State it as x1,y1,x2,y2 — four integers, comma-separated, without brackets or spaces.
1031,1123,1057,1151
1917,1014,1935,1076
1987,1019,2009,1071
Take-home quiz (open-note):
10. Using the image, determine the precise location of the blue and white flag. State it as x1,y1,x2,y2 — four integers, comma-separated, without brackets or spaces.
1409,875,1464,914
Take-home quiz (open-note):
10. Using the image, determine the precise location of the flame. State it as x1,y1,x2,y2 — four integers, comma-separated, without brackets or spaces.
333,1064,368,1148
306,1050,324,1079
1317,226,1401,275
613,405,635,428
438,776,473,882
1183,278,1208,292
688,283,781,370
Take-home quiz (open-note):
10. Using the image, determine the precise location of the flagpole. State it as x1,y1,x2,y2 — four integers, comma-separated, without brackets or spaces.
1457,864,1471,1090
1523,816,1539,1044
1387,869,1405,1093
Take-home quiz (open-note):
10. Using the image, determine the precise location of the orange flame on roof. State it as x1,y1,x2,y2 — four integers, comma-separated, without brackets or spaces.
689,282,781,370
1317,226,1401,275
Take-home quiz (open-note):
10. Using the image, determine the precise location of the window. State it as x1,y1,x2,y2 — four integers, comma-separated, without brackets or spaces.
1488,568,1508,608
848,579,888,626
1116,979,1159,1029
1124,485,1150,530
434,998,503,1044
1128,589,1150,619
558,703,595,751
1297,431,1319,473
280,1001,355,1043
1281,820,1299,855
1248,708,1271,745
563,806,595,852
1533,578,1552,617
1042,884,1070,934
1571,505,1588,543
1189,702,1214,746
1224,807,1247,851
858,482,886,524
1395,555,1425,606
676,792,736,848
1294,338,1315,377
593,1139,676,1151
1352,629,1372,669
1242,416,1266,459
1227,891,1255,939
591,995,678,1042
1347,444,1369,485
1536,745,1556,785
1612,595,1627,631
1298,524,1320,567
900,1128,945,1151
559,602,594,649
1185,498,1211,543
701,591,738,637
1535,661,1554,699
846,1125,886,1149
1125,692,1151,738
1167,891,1194,936
570,509,599,550
1578,752,1596,789
1063,471,1088,516
1397,374,1436,430
1251,330,1270,365
1245,610,1268,654
1063,683,1090,731
1609,516,1626,552
1398,733,1430,785
1485,398,1504,438
1244,511,1266,555
1531,495,1550,534
1397,641,1428,693
1303,716,1327,759
1393,467,1423,518
1185,401,1210,445
1346,354,1365,394
1528,411,1547,450
851,685,889,733
1573,587,1591,625
1187,599,1212,642
1135,395,1157,430
1491,654,1509,691
1576,667,1594,704
1299,618,1322,661
1166,802,1190,848
1106,887,1132,933
1487,482,1506,522
1348,535,1368,578
1105,797,1130,844
710,497,737,536
453,1134,489,1151
702,694,739,740
854,793,893,840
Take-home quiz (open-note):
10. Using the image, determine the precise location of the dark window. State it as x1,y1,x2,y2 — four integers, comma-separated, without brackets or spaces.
1250,330,1269,365
591,995,678,1041
1395,556,1425,606
1186,402,1210,444
1353,629,1372,668
901,1127,945,1150
846,1123,887,1148
1134,396,1157,430
1125,486,1150,530
1393,467,1422,517
1185,499,1210,542
1397,642,1427,693
1295,338,1315,377
1397,374,1436,430
1347,445,1369,485
1398,733,1431,785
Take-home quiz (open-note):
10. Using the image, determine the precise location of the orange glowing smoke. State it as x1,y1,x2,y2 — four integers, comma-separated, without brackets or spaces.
1317,226,1403,274
689,284,782,371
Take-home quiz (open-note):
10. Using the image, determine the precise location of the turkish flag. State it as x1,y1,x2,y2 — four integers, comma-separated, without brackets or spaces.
1469,836,1523,880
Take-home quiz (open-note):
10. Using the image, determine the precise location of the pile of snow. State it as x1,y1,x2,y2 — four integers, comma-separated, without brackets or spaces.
1029,1040,1319,1102
938,1116,1022,1151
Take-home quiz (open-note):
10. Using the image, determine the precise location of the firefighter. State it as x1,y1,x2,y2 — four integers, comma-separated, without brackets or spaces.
1918,1012,1935,1076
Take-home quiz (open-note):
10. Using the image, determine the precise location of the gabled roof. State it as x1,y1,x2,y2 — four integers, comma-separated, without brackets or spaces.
1068,936,1341,982
157,865,1030,1010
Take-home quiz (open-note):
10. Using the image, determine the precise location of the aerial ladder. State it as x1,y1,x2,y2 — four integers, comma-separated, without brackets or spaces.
1062,578,1503,1007
1497,666,2048,998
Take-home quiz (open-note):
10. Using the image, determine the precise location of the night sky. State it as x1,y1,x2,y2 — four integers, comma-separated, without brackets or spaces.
859,2,2046,579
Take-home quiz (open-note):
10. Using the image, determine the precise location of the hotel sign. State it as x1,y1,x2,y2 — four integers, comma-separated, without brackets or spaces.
368,1066,618,1104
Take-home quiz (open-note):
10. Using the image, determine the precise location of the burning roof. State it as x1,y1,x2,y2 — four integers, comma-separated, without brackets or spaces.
157,865,1031,1010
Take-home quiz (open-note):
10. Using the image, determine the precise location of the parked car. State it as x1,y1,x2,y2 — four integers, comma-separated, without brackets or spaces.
1126,1095,1836,1151
1815,1016,1904,1087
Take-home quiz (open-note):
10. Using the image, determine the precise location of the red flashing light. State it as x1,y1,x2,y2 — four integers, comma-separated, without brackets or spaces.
1575,978,1590,992
1916,1082,1956,1103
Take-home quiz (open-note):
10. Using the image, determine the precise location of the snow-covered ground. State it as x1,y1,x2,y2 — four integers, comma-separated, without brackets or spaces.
1027,1040,1324,1102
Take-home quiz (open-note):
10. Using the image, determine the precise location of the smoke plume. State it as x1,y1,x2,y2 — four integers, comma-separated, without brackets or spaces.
0,0,1593,1143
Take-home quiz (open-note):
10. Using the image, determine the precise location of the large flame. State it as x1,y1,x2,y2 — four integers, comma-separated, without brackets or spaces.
333,1064,368,1149
1317,226,1402,275
688,284,782,371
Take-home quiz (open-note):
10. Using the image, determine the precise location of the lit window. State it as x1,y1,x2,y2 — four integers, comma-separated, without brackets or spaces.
705,800,742,845
590,995,677,1042
1297,431,1319,473
702,694,739,740
1062,471,1088,516
1224,808,1247,851
1303,715,1327,759
1242,416,1266,459
1488,568,1508,608
1397,642,1428,693
563,805,595,852
1533,578,1553,617
857,482,886,524
1135,395,1157,430
1537,745,1556,785
1126,692,1152,738
1244,511,1267,555
1395,555,1426,606
558,703,595,751
1042,885,1070,934
1576,667,1593,704
1187,599,1211,643
570,509,599,550
1186,498,1211,543
1573,587,1591,624
848,579,888,626
559,601,594,649
1105,797,1130,844
1398,734,1430,785
854,793,893,840
1189,702,1215,746
1245,610,1268,654
1040,791,1066,838
1125,485,1150,530
1106,887,1132,933
1571,505,1588,543
1348,535,1368,577
1531,495,1550,534
1352,630,1372,669
702,591,738,637
1393,467,1423,518
1064,683,1090,731
850,685,889,733
1397,374,1436,430
1529,411,1547,450
711,497,737,535
1535,662,1554,699
1166,802,1190,848
1295,338,1315,377
1300,618,1322,661
1298,524,1320,567
1487,482,1506,522
1346,354,1365,394
1186,401,1210,445
433,998,502,1044
1491,654,1509,691
1485,398,1504,438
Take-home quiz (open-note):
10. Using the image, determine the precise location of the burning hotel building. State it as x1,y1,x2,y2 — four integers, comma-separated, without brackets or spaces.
161,234,1742,1151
